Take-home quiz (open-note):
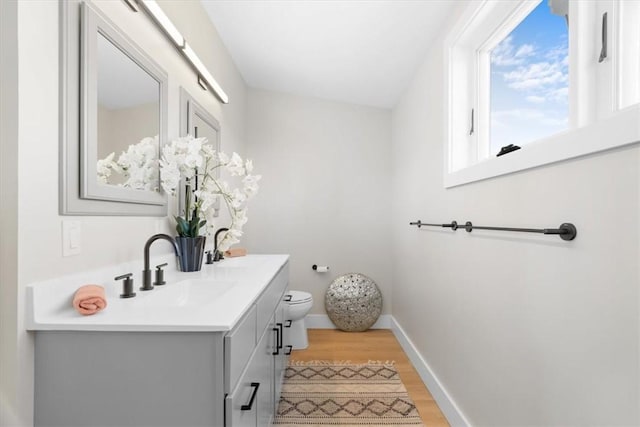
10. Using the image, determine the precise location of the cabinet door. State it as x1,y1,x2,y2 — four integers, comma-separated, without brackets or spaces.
224,305,257,394
257,313,277,427
274,294,292,410
225,314,277,427
225,373,258,427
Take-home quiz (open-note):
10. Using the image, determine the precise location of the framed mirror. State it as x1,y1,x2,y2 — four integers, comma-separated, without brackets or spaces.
60,0,168,215
179,87,221,217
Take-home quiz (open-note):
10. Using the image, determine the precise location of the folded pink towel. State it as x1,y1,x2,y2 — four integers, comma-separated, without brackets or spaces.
224,247,247,258
73,285,107,316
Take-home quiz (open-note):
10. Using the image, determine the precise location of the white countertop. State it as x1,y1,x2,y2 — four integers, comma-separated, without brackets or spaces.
26,254,289,332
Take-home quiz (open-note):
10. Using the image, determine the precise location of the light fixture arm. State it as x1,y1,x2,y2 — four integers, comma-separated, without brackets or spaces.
132,0,230,104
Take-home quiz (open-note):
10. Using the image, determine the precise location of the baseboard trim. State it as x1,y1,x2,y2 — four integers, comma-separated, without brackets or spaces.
306,314,392,329
390,317,471,427
305,314,471,426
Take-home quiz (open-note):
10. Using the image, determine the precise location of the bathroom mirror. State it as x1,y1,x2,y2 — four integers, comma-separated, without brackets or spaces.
94,32,160,191
60,0,168,215
179,87,222,217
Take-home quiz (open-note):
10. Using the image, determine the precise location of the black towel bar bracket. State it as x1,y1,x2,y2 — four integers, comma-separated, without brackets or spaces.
409,220,577,241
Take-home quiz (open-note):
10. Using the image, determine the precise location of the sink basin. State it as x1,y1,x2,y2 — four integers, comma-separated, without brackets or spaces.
130,279,235,309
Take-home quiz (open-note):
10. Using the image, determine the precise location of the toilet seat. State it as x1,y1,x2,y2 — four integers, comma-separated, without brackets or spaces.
288,290,312,304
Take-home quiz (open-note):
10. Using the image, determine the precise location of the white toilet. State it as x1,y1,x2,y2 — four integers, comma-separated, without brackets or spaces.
286,290,313,350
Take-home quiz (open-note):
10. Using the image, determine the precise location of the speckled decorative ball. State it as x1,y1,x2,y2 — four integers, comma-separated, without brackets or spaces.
325,273,382,332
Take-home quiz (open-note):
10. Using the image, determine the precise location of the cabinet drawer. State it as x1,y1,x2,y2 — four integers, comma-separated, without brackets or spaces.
225,377,258,427
256,262,289,335
224,305,257,393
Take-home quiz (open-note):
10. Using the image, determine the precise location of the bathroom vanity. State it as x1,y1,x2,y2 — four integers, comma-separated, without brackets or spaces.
27,255,291,427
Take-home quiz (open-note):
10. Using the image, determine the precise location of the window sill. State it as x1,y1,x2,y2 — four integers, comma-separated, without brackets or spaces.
443,104,640,188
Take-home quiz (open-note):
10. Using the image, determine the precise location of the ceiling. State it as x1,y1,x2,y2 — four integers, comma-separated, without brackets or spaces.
201,0,458,109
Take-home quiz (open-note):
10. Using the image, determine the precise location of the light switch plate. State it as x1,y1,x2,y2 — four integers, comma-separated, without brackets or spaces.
62,220,81,257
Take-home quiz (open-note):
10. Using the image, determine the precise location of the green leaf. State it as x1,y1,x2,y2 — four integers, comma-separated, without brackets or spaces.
175,216,190,237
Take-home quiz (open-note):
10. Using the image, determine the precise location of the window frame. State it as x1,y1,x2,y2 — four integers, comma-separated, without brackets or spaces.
443,0,640,188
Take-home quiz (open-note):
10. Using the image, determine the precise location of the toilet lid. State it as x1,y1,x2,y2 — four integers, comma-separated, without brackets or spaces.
288,290,312,304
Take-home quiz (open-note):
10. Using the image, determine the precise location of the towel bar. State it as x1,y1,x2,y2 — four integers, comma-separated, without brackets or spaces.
409,220,577,241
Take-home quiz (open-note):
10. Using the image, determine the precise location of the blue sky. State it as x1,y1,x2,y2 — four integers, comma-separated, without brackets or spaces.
490,1,568,154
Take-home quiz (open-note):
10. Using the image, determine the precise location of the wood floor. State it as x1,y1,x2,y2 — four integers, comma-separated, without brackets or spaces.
289,328,450,426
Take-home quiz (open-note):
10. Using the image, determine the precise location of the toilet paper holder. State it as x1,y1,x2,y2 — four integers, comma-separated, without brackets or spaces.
312,264,329,272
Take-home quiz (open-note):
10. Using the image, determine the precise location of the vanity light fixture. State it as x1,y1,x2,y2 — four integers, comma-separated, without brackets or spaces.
182,41,228,101
134,0,230,104
122,0,138,13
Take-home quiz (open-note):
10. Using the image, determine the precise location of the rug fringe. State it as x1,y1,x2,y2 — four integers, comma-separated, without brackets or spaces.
288,359,396,367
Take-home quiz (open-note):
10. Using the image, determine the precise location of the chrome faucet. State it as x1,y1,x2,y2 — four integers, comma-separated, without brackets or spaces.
142,234,180,291
213,228,229,262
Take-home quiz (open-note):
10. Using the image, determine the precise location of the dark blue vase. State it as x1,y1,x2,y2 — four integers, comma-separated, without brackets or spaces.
176,236,206,272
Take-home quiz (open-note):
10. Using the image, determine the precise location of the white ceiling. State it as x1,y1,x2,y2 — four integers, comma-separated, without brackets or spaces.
201,0,458,109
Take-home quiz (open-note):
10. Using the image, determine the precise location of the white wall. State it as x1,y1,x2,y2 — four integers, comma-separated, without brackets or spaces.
98,103,158,159
2,1,247,425
245,89,392,316
0,0,20,425
391,10,640,427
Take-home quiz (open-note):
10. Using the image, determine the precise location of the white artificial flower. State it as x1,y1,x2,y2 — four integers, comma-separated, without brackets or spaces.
229,188,247,209
242,174,261,198
194,190,218,214
217,227,243,252
97,152,116,183
244,159,254,174
99,135,160,190
201,143,215,157
160,162,180,195
226,152,245,176
233,209,248,228
217,151,229,165
218,180,231,195
183,152,203,169
157,134,260,241
187,137,204,155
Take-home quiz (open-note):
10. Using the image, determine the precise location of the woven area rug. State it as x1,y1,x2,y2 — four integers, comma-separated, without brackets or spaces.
274,361,424,426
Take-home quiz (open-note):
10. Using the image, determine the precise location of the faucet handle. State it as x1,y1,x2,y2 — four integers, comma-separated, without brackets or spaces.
153,263,168,286
115,273,136,298
205,250,214,265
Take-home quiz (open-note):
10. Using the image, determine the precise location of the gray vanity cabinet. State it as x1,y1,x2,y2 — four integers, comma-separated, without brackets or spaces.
33,262,291,427
225,278,292,426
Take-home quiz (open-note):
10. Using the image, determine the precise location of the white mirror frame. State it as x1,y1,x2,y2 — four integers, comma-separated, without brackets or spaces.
60,0,168,215
178,87,222,217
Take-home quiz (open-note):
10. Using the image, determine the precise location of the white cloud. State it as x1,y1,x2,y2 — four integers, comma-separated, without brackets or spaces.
490,26,569,104
514,44,535,58
503,61,567,91
491,36,536,67
547,86,568,102
525,95,546,104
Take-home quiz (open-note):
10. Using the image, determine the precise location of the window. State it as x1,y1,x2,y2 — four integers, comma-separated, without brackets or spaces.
488,1,568,155
444,0,640,187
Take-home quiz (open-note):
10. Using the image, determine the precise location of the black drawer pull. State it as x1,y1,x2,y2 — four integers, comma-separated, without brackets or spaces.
277,322,283,349
284,319,292,328
284,294,292,302
272,327,280,355
241,382,260,410
285,345,293,355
